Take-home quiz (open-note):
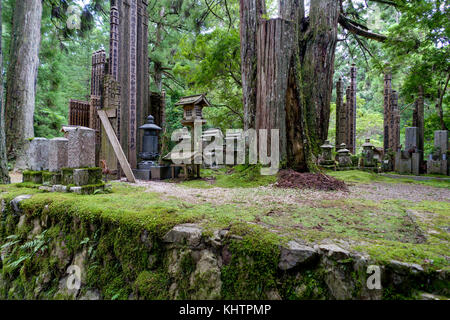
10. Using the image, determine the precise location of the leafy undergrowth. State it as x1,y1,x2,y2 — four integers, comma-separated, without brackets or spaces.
327,170,450,188
0,180,449,270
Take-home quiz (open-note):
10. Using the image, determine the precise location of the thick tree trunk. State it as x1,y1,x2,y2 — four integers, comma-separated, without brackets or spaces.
299,0,340,151
242,0,340,171
240,0,266,130
5,0,42,169
0,1,10,183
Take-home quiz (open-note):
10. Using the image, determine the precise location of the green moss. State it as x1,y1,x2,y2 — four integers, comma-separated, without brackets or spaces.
327,170,450,188
221,223,281,299
180,165,277,189
134,271,169,299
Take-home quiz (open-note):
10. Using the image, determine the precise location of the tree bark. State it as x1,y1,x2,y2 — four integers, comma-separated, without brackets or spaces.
5,0,42,170
300,0,340,151
436,73,449,130
240,0,266,130
0,1,11,183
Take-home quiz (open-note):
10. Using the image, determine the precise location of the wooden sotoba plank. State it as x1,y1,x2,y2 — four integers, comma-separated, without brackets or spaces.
97,109,136,183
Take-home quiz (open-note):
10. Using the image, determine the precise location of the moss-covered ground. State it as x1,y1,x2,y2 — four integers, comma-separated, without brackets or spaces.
1,168,449,272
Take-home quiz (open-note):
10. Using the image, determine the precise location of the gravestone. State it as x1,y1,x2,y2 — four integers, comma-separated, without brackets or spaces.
62,126,96,168
405,127,419,152
395,127,421,175
48,138,68,172
427,130,449,175
434,130,448,155
28,138,49,171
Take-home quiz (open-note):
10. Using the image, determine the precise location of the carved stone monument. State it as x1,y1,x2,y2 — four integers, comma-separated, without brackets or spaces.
427,130,449,175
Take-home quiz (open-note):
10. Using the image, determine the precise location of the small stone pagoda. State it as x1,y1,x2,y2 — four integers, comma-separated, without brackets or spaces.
318,140,335,170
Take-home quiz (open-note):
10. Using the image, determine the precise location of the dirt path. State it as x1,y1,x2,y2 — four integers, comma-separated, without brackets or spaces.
130,179,450,207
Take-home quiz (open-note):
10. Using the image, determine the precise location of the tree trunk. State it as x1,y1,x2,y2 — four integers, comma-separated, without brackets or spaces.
240,0,266,131
250,0,339,171
436,73,449,131
299,0,340,151
5,0,42,170
0,1,10,183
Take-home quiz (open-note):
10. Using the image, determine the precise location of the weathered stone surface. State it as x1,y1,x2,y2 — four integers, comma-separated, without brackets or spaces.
79,289,101,300
189,250,222,299
319,244,350,261
73,248,88,284
10,195,33,214
388,260,424,274
70,187,82,194
434,130,448,155
163,224,203,247
28,138,50,171
62,126,96,168
278,241,317,270
52,185,68,193
48,138,68,172
419,292,446,300
405,127,419,151
427,159,448,175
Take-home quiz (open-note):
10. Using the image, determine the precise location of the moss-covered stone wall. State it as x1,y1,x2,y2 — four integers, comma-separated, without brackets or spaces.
0,193,448,300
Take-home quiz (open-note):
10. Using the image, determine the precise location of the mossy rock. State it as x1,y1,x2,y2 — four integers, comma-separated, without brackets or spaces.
22,171,43,184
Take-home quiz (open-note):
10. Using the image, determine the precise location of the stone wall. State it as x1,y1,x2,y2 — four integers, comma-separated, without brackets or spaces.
0,195,448,300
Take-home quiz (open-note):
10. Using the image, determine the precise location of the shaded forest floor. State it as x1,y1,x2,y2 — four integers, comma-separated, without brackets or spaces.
3,168,450,271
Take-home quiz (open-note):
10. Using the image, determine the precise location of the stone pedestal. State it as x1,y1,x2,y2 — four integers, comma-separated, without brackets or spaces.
395,151,420,175
62,168,102,186
426,130,449,175
48,138,68,172
132,165,172,180
28,138,49,171
427,159,448,175
62,126,96,168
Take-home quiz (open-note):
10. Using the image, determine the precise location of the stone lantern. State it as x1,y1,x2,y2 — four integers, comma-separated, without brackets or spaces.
337,143,352,168
362,138,375,167
319,140,334,166
133,115,171,180
138,115,161,169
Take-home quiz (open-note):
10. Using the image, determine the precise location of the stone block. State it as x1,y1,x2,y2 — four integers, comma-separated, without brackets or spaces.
42,172,62,186
48,138,68,172
150,166,172,180
22,171,43,184
427,159,448,175
52,185,68,193
62,168,102,186
405,127,419,151
434,130,448,155
28,138,49,171
62,126,95,168
132,169,151,180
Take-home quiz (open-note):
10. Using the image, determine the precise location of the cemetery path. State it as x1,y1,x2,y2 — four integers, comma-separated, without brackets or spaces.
131,179,450,207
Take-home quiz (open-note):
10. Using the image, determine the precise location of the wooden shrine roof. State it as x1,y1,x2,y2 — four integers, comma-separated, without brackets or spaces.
175,94,211,107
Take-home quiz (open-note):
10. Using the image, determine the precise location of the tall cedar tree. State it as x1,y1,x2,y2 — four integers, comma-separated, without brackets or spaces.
0,1,10,183
5,0,43,169
241,0,389,171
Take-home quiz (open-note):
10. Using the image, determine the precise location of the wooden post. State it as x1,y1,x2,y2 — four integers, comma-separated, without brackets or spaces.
417,85,424,163
348,64,357,154
383,71,392,153
335,77,343,146
98,109,135,183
